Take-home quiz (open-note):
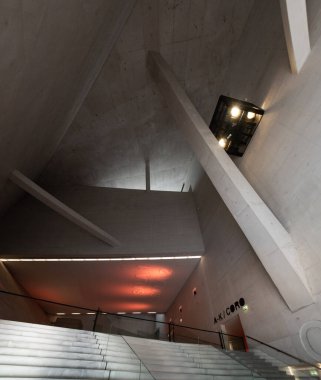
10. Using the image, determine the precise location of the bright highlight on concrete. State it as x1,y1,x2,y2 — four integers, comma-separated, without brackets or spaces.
0,255,201,262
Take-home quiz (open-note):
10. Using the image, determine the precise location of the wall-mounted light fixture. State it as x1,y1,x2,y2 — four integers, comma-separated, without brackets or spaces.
242,305,249,312
209,95,264,157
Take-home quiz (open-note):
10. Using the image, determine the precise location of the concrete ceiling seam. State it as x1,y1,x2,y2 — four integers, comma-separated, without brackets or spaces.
280,0,310,73
10,170,120,247
147,51,313,312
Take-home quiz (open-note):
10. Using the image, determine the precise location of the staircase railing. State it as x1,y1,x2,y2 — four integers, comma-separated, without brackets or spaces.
245,335,321,378
1,287,320,378
0,289,245,350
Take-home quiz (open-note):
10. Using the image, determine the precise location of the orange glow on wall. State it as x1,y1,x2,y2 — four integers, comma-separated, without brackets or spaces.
135,265,173,281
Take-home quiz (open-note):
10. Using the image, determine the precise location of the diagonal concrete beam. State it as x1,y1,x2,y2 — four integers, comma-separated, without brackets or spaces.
148,51,313,311
10,170,120,247
280,0,310,74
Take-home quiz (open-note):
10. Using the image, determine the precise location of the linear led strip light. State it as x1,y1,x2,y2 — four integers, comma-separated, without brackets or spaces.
0,255,202,262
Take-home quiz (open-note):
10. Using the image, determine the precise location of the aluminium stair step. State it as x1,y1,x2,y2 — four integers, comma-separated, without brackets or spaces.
0,327,97,343
142,359,244,369
0,347,103,361
0,321,94,338
101,350,139,359
0,366,111,378
151,372,261,380
0,356,106,370
0,340,101,354
0,356,148,373
0,347,141,365
0,320,94,336
0,333,99,348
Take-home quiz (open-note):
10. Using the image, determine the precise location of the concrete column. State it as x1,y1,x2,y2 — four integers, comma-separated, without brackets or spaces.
148,51,313,312
280,0,310,73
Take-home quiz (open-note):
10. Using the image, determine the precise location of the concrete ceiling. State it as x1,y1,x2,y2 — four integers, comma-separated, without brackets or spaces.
0,0,256,316
5,258,200,313
39,0,255,191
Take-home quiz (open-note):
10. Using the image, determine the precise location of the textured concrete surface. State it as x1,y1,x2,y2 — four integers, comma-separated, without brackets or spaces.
167,0,321,363
39,0,254,192
2,0,321,366
0,186,203,256
148,50,313,311
4,257,200,313
0,0,132,216
0,263,47,323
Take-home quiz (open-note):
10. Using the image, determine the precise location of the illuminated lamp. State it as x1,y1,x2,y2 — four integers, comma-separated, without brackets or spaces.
230,106,241,118
242,305,249,312
210,95,264,157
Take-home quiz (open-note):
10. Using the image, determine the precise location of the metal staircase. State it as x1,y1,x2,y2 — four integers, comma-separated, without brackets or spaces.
0,319,318,380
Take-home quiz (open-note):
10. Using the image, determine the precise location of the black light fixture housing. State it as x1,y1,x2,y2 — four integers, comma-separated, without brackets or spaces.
209,95,264,157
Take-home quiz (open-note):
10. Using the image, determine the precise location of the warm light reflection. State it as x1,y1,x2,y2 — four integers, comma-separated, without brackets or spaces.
132,286,160,296
113,303,151,312
135,266,173,281
108,284,161,297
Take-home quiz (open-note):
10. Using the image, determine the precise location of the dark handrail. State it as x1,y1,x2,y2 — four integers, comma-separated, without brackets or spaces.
0,289,242,338
246,335,319,370
1,287,317,370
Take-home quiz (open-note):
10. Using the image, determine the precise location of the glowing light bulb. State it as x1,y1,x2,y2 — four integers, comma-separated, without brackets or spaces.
218,138,227,148
230,106,241,118
247,111,255,119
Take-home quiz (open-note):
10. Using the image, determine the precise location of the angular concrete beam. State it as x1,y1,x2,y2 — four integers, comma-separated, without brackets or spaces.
280,0,310,73
148,51,313,311
10,170,120,247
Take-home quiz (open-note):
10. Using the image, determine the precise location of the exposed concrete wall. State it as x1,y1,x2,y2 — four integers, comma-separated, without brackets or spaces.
50,313,158,338
167,0,321,362
0,262,47,323
0,186,204,257
0,0,130,216
227,0,321,301
167,171,321,362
